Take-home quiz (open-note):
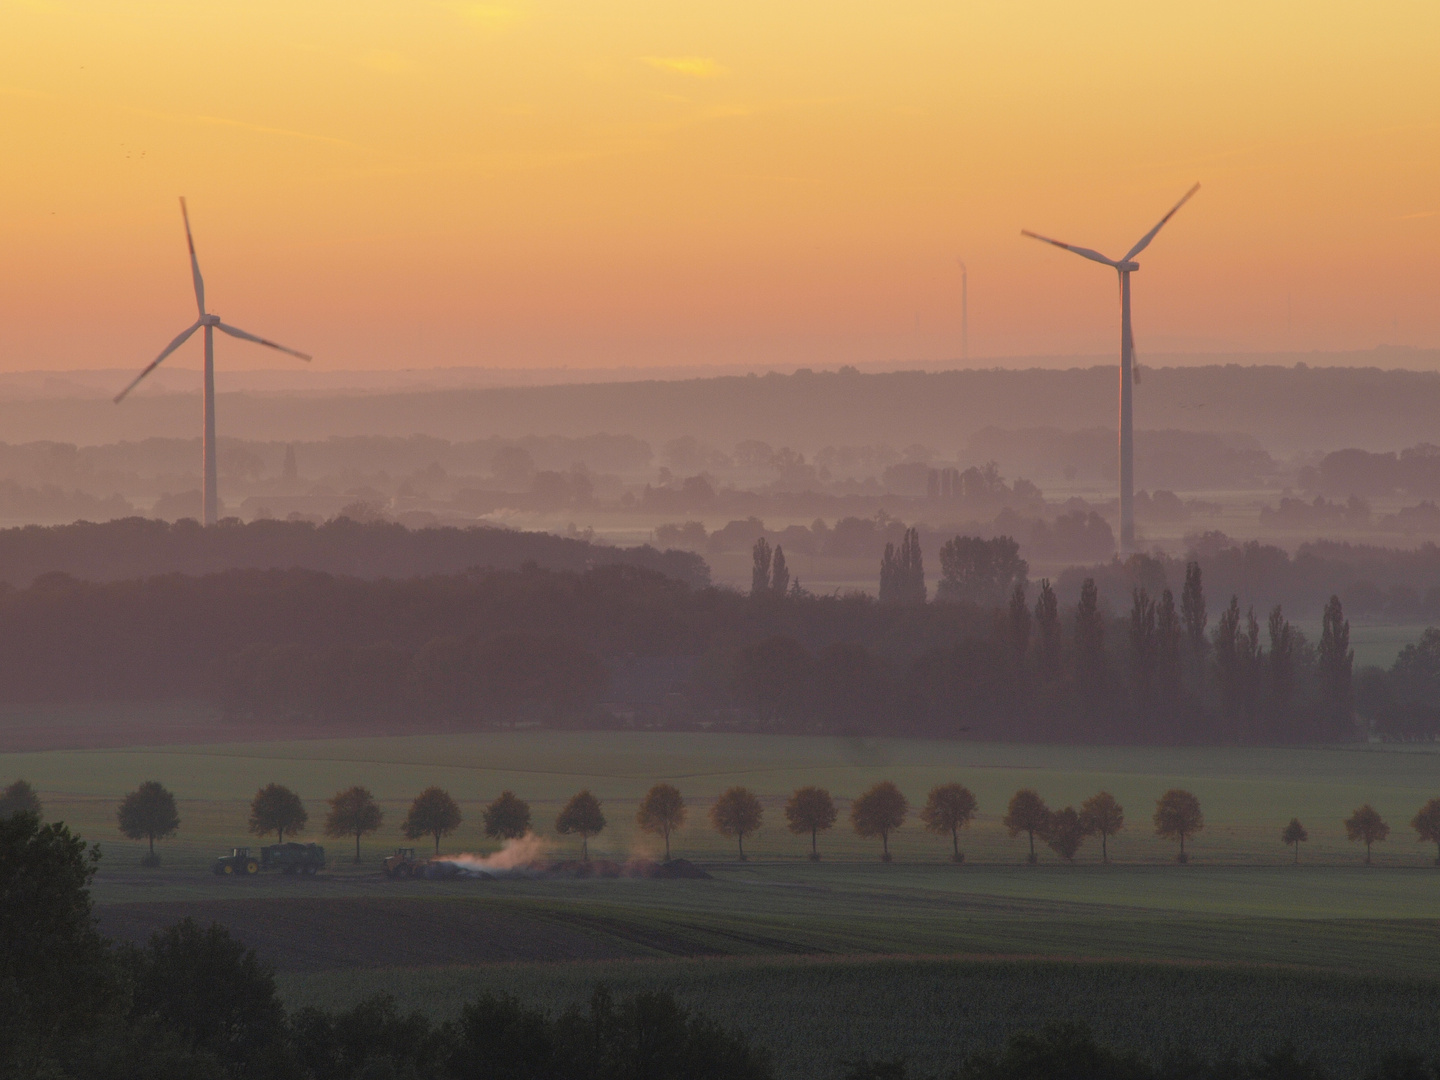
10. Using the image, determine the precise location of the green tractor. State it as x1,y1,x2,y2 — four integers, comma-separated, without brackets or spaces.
212,847,261,876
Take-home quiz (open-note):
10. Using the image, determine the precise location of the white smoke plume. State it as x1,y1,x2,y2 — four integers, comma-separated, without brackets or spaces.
432,833,551,878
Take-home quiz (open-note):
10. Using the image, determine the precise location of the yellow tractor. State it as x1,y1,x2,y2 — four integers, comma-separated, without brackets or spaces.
383,848,425,879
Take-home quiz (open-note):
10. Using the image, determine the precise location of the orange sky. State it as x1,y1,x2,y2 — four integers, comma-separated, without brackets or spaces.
0,0,1436,372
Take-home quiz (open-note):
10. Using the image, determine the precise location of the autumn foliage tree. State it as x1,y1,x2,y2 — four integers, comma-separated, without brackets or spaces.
403,787,462,855
117,780,181,865
483,791,532,842
555,790,606,860
1413,798,1440,866
1079,792,1124,863
1281,818,1308,863
851,781,908,862
1344,804,1389,865
1045,807,1086,862
919,783,977,862
1004,789,1049,864
324,786,383,862
636,784,686,860
248,783,307,844
710,787,764,860
1153,789,1204,863
783,786,836,860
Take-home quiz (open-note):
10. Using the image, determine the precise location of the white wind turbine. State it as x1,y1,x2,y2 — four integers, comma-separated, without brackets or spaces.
115,198,311,526
1022,183,1199,554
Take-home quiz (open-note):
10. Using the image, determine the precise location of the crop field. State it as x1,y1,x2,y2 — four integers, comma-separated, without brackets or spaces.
277,955,1440,1080
8,722,1440,1077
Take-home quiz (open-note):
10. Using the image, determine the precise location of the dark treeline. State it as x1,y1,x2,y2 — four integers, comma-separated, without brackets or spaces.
0,516,708,589
0,544,1422,741
1057,534,1440,623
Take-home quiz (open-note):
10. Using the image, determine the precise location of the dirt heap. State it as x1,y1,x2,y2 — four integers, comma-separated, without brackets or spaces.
539,858,712,880
420,857,712,881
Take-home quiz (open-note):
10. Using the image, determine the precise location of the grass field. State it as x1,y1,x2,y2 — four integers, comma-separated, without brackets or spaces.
8,725,1440,1077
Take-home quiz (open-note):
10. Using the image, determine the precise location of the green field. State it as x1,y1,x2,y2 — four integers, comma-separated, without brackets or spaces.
8,726,1440,1077
278,956,1440,1080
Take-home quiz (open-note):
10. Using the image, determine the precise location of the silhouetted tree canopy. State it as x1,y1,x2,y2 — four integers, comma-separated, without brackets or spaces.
1154,789,1204,863
1282,818,1309,862
325,786,383,862
1080,792,1125,863
1344,804,1389,864
482,791,532,843
1005,789,1050,864
116,780,180,861
636,784,686,861
0,778,41,819
851,781,908,861
710,787,764,860
784,786,837,859
248,783,307,844
404,787,463,855
919,783,977,862
556,790,606,860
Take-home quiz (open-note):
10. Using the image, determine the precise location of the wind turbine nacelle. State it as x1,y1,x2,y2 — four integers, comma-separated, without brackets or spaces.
201,314,221,326
1118,261,1140,273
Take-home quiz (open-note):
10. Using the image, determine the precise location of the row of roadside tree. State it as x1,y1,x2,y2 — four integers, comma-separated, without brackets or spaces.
8,777,1437,867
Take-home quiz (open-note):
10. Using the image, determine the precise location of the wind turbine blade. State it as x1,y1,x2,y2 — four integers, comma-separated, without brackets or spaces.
179,197,206,316
113,321,202,403
1123,182,1201,262
1020,230,1118,267
216,322,312,361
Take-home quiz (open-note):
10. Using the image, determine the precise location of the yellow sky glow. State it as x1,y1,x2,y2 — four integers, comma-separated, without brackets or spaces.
0,0,1436,371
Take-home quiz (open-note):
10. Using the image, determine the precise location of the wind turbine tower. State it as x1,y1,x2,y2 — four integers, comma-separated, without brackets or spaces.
116,198,311,526
1021,183,1199,553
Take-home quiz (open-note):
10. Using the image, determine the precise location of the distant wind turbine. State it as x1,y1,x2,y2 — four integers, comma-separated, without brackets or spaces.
1021,183,1199,553
116,198,311,526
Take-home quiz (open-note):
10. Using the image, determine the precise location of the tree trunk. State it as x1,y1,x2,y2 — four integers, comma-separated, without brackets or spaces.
664,831,670,861
1180,833,1185,858
882,831,889,859
737,833,745,860
1293,842,1298,864
952,828,959,859
355,832,362,863
1365,840,1371,865
582,835,589,861
434,833,440,855
1101,833,1108,863
811,827,817,856
1028,830,1035,859
148,835,155,855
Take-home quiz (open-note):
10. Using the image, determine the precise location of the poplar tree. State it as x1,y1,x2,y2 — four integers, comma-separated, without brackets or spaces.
1129,587,1157,705
770,546,790,597
1318,595,1354,737
1073,578,1106,699
1034,579,1062,682
750,538,773,597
